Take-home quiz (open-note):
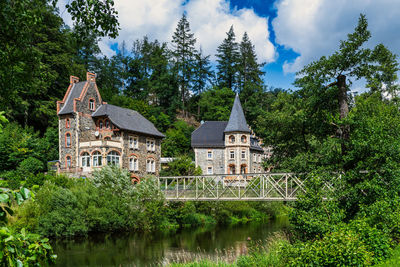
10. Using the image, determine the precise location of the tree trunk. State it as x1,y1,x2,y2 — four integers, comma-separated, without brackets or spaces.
337,75,348,119
337,74,350,160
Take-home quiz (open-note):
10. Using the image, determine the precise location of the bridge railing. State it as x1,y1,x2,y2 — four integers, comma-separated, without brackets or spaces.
158,173,339,201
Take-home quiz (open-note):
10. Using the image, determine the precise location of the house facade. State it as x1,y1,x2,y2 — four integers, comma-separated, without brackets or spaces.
57,72,165,179
191,94,267,175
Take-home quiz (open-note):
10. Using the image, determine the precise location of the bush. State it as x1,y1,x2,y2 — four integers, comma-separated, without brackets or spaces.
18,157,44,174
284,228,373,266
0,227,56,266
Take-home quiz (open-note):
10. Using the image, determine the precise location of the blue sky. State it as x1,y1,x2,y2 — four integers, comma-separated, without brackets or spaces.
60,0,400,92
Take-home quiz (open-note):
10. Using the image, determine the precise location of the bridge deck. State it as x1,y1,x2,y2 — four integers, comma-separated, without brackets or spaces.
158,173,337,201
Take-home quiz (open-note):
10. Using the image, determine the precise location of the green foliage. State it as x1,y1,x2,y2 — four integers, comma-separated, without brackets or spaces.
18,157,45,175
199,87,235,121
0,227,56,266
162,120,195,157
0,187,33,225
160,156,202,176
284,228,373,266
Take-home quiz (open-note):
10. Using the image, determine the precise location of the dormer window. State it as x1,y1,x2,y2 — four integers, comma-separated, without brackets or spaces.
89,99,95,111
241,135,247,143
229,135,235,144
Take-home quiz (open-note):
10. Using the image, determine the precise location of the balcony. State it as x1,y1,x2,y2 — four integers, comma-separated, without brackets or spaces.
79,140,122,149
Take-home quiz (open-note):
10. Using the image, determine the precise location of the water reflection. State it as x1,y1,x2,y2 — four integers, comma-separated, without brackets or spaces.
52,218,288,267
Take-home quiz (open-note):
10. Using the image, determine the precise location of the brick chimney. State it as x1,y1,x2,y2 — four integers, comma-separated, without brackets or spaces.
70,75,79,84
86,72,96,82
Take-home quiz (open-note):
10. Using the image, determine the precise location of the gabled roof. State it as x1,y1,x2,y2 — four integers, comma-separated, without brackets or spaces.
92,104,165,138
250,136,264,152
58,82,87,115
191,121,228,148
224,94,251,133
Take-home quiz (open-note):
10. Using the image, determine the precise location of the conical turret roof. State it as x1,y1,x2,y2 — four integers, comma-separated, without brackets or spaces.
224,94,251,133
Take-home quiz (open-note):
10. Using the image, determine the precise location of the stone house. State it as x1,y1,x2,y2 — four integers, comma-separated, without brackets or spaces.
191,94,267,175
57,72,165,180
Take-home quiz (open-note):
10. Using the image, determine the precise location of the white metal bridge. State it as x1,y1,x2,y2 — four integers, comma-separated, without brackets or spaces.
158,173,337,201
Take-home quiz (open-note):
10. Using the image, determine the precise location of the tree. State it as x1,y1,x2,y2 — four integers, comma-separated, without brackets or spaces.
161,120,195,157
171,14,197,115
216,26,240,91
192,48,213,118
295,14,398,156
198,87,235,121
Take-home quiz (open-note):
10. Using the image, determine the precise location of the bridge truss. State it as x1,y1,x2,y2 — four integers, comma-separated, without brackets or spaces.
158,173,338,201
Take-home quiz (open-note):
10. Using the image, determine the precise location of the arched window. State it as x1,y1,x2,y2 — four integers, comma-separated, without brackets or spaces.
66,156,71,168
240,164,247,174
99,120,103,130
229,164,236,174
65,133,71,147
105,119,110,129
89,99,95,111
229,135,235,144
66,118,70,128
92,151,102,167
107,151,120,165
241,135,247,143
129,156,138,171
104,136,111,141
81,152,90,167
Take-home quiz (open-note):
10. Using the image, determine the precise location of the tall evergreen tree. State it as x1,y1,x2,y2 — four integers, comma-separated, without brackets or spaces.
171,14,197,115
192,48,213,118
216,26,240,91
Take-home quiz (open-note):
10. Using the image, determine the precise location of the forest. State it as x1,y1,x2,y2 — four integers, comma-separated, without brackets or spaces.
2,0,400,266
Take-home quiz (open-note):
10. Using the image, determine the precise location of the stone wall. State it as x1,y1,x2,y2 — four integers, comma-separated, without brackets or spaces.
195,148,225,174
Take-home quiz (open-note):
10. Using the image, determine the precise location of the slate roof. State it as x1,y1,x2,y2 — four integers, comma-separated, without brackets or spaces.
92,104,165,138
191,121,228,148
224,94,251,133
58,82,87,115
250,137,264,152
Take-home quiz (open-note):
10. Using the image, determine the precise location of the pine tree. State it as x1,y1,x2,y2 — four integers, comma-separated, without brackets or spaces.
216,26,240,91
192,48,213,118
171,14,197,115
238,32,265,93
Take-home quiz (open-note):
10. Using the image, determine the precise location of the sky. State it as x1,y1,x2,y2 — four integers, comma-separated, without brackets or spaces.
59,0,400,91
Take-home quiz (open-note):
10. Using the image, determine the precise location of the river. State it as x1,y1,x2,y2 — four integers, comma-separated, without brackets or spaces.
52,216,289,266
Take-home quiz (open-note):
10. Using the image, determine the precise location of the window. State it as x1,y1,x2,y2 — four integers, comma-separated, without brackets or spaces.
253,153,256,162
66,156,71,168
66,118,70,128
241,150,246,159
92,151,102,167
240,164,247,174
129,157,138,171
230,150,235,159
105,119,110,129
207,151,213,159
81,152,90,167
99,120,103,130
147,139,155,151
258,154,261,163
89,99,95,111
129,136,138,149
241,135,247,143
147,159,155,173
65,133,71,147
229,164,236,174
104,136,111,141
207,166,213,174
229,135,235,143
107,151,120,165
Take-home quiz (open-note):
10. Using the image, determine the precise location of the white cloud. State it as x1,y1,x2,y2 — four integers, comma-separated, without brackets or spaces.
273,0,400,74
95,0,275,63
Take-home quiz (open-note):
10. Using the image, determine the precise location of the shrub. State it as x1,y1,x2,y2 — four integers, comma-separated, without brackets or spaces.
0,227,56,266
18,157,44,174
284,228,373,266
